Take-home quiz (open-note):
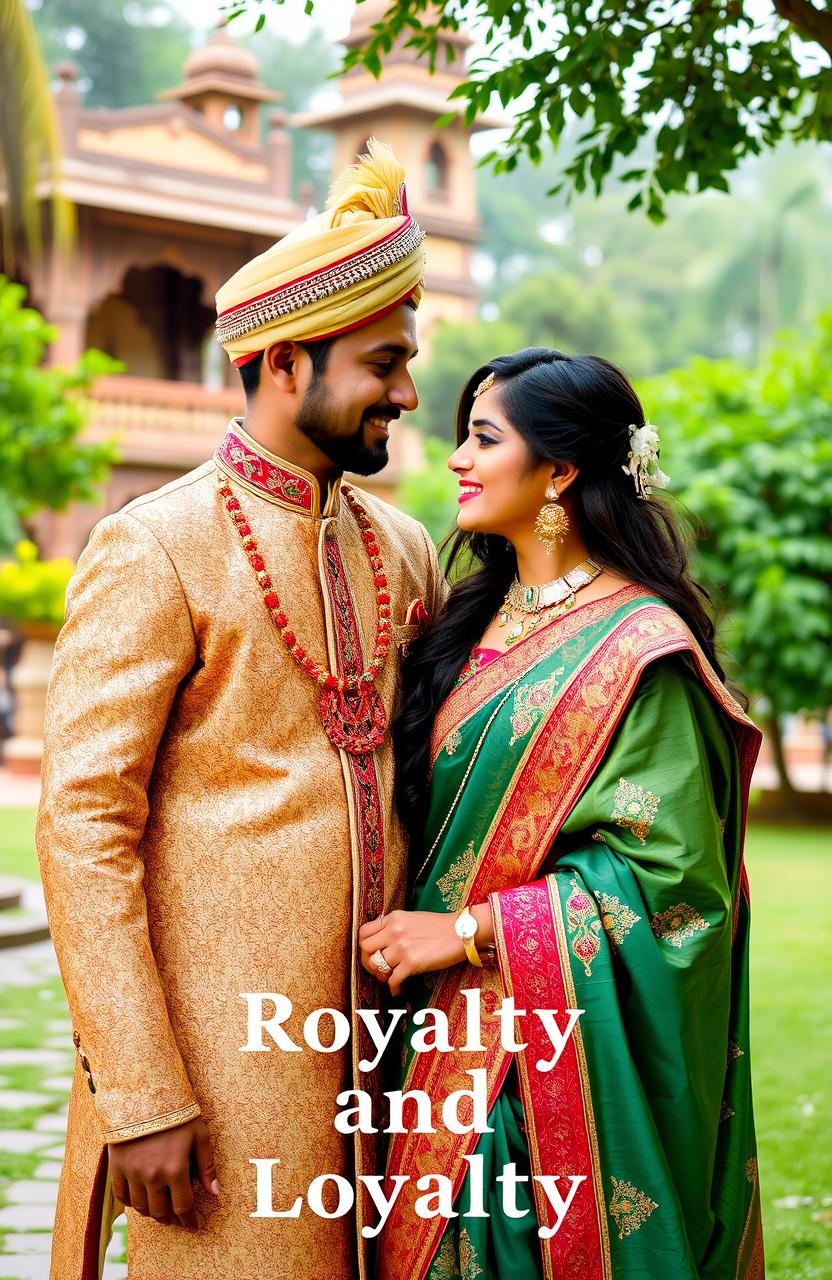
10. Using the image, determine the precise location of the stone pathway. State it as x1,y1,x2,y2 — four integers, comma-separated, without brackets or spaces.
0,941,126,1279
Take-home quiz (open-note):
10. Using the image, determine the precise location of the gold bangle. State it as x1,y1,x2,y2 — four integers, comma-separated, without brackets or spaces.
455,906,483,968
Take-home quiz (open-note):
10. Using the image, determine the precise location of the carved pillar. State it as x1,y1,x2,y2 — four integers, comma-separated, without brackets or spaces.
267,109,293,196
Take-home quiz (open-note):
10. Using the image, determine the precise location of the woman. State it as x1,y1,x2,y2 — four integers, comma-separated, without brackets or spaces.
359,349,763,1280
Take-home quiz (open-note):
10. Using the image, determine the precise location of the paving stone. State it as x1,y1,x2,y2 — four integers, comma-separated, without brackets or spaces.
0,1233,51,1254
0,1204,55,1229
33,1144,65,1160
5,1183,58,1206
45,1021,71,1034
33,1113,67,1134
0,1017,24,1031
0,1256,52,1279
0,1092,53,1111
0,1132,52,1153
32,1162,63,1180
102,1267,128,1280
39,1078,74,1094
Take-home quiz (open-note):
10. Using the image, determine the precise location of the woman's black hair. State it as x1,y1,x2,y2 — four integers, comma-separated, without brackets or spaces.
394,347,726,854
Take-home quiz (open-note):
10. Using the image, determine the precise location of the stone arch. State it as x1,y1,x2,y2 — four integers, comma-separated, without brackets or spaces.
85,262,216,382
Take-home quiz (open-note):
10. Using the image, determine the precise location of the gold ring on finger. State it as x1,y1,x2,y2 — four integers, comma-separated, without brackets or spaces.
371,949,391,975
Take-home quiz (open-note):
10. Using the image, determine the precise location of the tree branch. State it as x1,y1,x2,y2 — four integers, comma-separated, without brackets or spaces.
773,0,832,56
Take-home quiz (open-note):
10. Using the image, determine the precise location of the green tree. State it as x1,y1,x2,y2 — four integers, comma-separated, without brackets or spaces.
0,276,120,550
646,311,832,795
397,435,458,545
500,271,654,375
238,0,831,220
31,0,193,110
475,138,832,374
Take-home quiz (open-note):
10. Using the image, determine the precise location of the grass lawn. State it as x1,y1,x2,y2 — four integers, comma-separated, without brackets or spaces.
0,809,829,1276
0,807,37,882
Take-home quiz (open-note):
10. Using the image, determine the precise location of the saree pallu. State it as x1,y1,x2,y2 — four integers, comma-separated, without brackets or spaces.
379,587,764,1280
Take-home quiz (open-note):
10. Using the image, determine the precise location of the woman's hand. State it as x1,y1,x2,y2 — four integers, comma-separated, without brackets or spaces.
358,910,465,997
358,904,494,997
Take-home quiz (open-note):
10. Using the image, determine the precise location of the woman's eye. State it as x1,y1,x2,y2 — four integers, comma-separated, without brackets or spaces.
475,433,497,447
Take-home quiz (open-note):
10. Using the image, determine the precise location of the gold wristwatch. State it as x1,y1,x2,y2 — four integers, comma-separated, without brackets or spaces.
455,906,483,968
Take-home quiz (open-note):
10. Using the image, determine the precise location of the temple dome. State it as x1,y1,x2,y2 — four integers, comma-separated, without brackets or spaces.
184,31,259,83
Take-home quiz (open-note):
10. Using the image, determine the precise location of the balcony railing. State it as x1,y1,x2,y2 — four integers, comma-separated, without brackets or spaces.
83,374,421,483
85,375,244,467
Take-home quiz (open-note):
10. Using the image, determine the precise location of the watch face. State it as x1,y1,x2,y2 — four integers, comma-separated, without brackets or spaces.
456,914,477,941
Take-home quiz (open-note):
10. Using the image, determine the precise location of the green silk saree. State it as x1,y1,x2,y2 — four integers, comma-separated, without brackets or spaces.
379,587,763,1280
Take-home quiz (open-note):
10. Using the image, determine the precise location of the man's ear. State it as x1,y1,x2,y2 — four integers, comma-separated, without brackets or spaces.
263,341,305,392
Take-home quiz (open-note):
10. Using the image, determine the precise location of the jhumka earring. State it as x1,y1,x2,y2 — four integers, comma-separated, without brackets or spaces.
534,482,569,553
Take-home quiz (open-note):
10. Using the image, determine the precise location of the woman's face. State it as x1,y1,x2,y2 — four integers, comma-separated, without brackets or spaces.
447,384,554,539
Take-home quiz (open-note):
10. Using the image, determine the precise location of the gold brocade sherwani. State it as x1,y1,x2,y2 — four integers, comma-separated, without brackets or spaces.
36,424,444,1280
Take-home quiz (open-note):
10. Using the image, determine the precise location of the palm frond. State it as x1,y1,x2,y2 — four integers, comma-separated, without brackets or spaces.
0,0,73,266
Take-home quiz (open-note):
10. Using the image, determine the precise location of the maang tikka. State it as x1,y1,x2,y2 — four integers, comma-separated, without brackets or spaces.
534,481,569,552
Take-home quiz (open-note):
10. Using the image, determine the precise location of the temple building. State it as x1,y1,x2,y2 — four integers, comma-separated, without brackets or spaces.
7,9,496,560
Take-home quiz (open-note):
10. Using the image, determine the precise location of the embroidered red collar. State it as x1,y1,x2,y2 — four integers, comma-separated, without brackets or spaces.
215,422,340,518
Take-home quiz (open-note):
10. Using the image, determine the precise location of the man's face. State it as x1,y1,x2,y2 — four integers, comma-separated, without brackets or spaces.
294,304,419,475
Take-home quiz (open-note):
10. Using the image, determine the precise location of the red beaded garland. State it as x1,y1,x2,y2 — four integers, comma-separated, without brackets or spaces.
218,474,392,697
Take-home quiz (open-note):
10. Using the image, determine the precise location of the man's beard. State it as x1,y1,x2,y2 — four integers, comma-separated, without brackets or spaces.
295,377,395,476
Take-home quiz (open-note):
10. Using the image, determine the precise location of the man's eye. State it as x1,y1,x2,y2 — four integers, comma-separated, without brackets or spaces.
373,363,394,375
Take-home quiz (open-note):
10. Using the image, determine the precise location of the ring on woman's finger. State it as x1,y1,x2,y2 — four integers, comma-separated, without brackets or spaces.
371,948,392,975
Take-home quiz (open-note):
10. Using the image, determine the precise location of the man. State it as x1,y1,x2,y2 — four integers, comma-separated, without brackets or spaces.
37,141,443,1280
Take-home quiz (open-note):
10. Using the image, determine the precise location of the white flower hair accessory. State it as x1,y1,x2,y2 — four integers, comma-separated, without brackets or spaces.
623,423,671,500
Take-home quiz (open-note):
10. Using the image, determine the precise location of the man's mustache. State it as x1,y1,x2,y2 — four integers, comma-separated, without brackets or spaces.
362,406,402,423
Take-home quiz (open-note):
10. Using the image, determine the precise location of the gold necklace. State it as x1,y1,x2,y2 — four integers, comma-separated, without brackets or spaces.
498,558,601,645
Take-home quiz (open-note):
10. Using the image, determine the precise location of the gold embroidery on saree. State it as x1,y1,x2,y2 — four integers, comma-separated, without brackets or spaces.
728,1039,744,1063
609,1176,659,1239
611,777,661,844
436,841,478,911
594,891,641,947
428,1229,483,1280
429,1231,457,1279
508,667,565,747
445,727,463,756
459,1229,483,1280
745,1157,758,1183
565,879,602,976
720,1100,735,1121
651,902,710,948
591,830,608,844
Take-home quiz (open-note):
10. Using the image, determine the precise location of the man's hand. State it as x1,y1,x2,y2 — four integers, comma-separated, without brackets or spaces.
109,1117,219,1229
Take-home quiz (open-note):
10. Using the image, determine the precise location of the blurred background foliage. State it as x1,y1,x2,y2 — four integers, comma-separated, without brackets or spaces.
0,275,120,552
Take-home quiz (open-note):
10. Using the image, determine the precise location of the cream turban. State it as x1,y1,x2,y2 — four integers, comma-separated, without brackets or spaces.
216,139,425,366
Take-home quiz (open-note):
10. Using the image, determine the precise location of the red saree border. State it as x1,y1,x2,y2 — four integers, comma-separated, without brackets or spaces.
431,585,643,768
321,528,386,1265
491,881,611,1280
381,599,761,1280
378,964,511,1280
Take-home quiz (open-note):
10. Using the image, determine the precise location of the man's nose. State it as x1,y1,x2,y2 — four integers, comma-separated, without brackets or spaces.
388,371,418,412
